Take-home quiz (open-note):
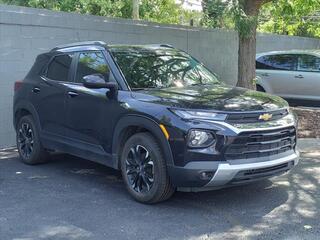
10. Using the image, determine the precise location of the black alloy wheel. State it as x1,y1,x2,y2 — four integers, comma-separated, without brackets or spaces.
16,115,49,165
121,132,175,203
125,144,154,193
17,122,34,159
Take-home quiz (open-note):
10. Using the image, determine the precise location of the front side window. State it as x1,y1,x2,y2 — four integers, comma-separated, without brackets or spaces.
111,48,220,89
256,54,296,71
75,51,114,83
47,54,73,81
298,54,320,72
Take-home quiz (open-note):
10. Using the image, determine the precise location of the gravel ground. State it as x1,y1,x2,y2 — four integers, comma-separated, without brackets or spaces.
292,107,320,138
0,140,319,240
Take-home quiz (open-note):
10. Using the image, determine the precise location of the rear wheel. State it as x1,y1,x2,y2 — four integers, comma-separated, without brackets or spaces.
120,132,175,203
16,115,49,165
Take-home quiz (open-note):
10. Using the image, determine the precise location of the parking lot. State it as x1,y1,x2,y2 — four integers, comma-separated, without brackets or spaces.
0,140,319,240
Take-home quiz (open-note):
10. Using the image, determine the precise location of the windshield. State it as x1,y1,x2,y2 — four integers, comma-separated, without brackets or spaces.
110,47,220,89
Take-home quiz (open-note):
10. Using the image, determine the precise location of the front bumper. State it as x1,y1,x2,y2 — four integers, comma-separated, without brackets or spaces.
169,151,299,192
168,112,299,191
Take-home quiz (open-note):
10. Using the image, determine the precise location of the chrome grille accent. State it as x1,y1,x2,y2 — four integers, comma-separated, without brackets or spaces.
226,109,288,124
224,126,296,160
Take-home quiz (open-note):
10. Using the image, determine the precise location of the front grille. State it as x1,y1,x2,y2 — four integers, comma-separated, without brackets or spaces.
231,161,294,184
224,126,296,160
226,109,288,124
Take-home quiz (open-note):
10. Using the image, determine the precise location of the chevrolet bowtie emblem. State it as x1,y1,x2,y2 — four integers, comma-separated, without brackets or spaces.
259,113,273,121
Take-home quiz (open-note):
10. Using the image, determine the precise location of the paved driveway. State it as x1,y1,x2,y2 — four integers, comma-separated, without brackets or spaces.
0,140,319,240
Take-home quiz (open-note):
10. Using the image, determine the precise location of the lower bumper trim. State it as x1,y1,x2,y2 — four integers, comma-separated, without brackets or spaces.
205,152,299,188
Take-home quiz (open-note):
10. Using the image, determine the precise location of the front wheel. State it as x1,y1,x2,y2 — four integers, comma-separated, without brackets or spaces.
120,132,175,204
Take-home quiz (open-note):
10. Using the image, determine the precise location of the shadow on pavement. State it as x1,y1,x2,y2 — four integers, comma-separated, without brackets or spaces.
0,150,319,239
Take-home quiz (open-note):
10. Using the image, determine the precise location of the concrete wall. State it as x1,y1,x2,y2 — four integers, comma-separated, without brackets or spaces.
257,33,320,53
0,4,320,148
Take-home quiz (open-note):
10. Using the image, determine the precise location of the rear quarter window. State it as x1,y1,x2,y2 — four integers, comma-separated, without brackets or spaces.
46,54,73,82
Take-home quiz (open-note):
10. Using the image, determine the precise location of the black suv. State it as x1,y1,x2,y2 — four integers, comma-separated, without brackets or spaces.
13,41,299,203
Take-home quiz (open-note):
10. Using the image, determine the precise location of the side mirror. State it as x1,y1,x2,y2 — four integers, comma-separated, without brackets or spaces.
83,74,118,99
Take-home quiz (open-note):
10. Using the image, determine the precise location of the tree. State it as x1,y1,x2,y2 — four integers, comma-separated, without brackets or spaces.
259,0,320,38
202,0,273,89
202,0,231,28
232,0,272,89
132,0,139,19
139,0,185,24
0,0,192,25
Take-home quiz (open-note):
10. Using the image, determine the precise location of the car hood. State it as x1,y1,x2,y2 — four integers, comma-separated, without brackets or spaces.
131,84,288,112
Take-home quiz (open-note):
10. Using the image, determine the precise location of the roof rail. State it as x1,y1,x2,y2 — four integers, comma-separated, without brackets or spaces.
51,41,107,51
159,44,174,48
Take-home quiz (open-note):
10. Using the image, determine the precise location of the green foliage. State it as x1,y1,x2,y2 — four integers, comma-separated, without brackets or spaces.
202,0,232,28
138,0,182,24
202,0,260,38
230,0,259,38
202,0,320,38
132,0,202,25
259,0,320,38
0,0,200,25
0,0,130,17
77,0,127,18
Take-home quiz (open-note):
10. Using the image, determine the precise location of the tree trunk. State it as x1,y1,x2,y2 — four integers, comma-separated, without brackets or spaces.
237,27,257,90
237,0,265,90
132,0,139,20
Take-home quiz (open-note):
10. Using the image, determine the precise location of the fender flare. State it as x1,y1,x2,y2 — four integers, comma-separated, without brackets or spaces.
112,114,174,169
14,101,41,132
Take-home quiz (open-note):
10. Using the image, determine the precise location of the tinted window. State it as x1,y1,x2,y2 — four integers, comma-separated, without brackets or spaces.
111,48,219,89
298,54,320,72
47,54,73,81
256,54,296,71
75,51,114,83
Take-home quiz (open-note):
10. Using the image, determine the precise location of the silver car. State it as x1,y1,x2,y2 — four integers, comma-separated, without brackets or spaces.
256,50,320,105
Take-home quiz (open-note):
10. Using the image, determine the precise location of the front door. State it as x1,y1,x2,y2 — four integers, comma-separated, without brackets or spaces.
256,54,297,98
65,51,118,157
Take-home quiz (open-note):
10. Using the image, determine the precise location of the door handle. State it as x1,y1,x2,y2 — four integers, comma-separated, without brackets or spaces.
67,91,79,98
261,73,270,77
295,74,304,79
32,87,40,93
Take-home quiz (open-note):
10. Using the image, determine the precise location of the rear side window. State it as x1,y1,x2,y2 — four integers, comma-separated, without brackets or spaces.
47,54,73,82
75,51,114,83
256,54,296,71
297,54,320,72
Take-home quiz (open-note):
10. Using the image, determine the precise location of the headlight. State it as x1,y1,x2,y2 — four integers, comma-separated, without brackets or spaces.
171,109,227,121
187,130,216,148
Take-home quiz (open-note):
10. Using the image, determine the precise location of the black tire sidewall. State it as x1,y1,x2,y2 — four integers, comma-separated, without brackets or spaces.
16,115,45,164
120,133,168,203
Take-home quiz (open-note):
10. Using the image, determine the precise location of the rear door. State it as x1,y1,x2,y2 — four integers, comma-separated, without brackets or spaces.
256,54,297,98
32,53,74,138
295,54,320,101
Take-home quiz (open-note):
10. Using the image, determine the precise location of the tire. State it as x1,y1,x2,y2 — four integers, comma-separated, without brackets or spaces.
256,85,265,92
16,115,49,165
120,132,175,204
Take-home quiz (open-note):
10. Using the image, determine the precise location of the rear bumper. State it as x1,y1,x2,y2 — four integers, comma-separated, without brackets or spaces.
168,151,299,192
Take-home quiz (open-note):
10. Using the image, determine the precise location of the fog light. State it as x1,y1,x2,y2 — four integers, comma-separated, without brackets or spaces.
187,130,216,148
199,171,215,180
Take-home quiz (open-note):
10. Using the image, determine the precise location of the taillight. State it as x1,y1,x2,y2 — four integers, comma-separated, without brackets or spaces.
14,81,23,92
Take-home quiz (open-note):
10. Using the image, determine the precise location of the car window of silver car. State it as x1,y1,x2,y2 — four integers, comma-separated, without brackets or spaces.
256,54,297,71
297,54,320,72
